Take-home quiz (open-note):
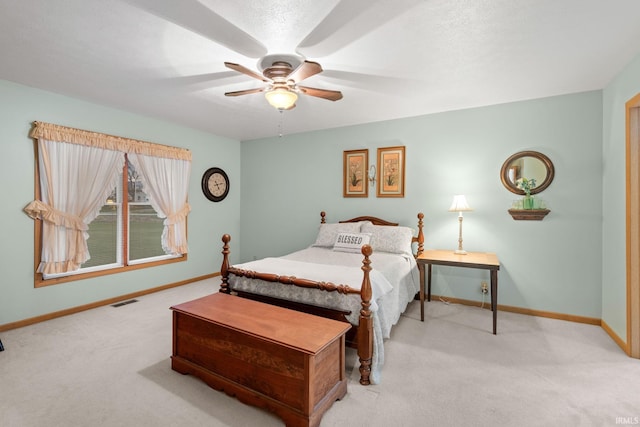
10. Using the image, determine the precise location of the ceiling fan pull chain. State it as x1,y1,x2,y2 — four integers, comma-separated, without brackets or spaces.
278,109,284,137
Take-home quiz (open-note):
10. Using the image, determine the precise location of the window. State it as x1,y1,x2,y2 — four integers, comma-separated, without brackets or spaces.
55,158,175,277
24,122,192,287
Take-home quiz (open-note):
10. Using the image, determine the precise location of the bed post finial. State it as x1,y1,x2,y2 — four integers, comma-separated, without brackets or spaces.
416,212,424,256
320,211,326,224
358,244,373,385
220,234,231,294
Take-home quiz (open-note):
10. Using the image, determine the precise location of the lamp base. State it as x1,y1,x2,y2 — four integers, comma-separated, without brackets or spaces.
454,249,468,255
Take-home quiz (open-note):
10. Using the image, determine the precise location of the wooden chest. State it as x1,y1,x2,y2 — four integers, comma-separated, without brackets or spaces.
171,292,351,427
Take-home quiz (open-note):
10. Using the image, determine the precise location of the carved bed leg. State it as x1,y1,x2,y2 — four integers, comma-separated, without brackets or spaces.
358,244,373,385
320,211,326,224
220,234,231,294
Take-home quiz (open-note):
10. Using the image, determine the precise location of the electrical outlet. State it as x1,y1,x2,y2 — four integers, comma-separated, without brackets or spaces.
481,281,489,294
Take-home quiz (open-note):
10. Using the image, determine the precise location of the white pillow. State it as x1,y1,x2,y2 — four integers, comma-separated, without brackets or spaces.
361,223,414,255
333,232,372,253
311,222,363,247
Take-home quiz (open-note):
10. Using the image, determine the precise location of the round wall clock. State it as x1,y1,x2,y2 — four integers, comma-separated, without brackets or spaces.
201,167,230,202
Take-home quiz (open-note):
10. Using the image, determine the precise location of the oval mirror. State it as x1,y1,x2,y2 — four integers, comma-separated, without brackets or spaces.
500,150,555,195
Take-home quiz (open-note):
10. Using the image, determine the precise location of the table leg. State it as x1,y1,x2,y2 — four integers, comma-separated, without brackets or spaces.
491,269,498,335
427,264,432,302
419,263,425,322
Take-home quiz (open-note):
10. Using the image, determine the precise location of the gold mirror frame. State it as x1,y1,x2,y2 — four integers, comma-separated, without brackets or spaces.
500,150,555,195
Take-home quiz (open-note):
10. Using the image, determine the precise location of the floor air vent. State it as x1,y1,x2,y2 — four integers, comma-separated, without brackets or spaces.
111,299,138,308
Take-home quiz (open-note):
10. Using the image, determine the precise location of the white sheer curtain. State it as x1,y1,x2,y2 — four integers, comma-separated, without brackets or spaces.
128,153,191,254
24,139,124,274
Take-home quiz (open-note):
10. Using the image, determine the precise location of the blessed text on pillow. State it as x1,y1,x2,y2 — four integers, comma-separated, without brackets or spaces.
333,232,372,253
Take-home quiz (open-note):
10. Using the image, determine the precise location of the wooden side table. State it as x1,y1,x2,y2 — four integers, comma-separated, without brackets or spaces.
416,250,501,334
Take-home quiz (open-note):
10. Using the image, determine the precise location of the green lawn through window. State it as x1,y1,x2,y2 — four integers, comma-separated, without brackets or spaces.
84,209,165,268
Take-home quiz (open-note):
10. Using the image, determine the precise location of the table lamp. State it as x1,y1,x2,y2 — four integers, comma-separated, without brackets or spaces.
449,195,473,254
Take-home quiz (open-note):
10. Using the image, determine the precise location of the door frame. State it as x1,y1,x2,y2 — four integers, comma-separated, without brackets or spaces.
626,92,640,358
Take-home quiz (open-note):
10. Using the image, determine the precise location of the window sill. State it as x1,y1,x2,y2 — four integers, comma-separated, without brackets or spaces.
34,254,187,288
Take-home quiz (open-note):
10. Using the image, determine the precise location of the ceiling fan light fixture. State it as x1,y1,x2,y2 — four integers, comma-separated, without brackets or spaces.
265,87,298,110
224,57,341,108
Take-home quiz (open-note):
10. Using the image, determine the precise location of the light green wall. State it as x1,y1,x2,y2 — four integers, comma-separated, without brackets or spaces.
602,52,640,340
240,91,604,318
6,54,639,329
0,80,241,326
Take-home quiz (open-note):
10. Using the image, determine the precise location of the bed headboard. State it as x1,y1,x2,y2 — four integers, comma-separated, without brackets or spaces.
319,211,424,256
319,211,398,226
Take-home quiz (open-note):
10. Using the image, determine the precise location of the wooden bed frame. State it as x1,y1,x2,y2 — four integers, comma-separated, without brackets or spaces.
220,211,424,385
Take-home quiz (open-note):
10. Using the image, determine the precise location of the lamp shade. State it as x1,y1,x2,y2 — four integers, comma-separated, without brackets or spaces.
448,195,473,212
265,87,298,110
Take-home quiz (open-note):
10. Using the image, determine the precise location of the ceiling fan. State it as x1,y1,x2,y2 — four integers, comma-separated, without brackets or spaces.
224,54,343,110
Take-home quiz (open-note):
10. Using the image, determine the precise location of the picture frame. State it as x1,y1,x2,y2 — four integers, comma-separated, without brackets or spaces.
343,149,368,197
377,146,405,197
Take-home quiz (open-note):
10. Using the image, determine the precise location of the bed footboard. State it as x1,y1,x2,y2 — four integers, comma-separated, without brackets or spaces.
220,234,374,385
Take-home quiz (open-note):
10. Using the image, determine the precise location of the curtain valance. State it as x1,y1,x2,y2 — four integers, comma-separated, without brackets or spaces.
30,121,192,161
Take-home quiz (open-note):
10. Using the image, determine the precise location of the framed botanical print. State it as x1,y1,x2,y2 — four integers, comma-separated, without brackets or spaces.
377,146,405,197
343,149,368,197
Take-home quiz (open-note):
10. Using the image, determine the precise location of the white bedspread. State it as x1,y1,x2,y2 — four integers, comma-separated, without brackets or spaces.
235,256,392,312
229,247,420,384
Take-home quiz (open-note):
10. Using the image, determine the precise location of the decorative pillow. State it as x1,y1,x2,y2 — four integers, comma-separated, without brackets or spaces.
333,232,372,253
361,223,414,255
311,222,363,247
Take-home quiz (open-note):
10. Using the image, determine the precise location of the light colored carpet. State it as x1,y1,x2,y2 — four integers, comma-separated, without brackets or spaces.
1,278,639,427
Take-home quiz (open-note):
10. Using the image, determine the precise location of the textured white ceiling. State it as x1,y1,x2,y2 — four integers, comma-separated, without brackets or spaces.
1,0,639,141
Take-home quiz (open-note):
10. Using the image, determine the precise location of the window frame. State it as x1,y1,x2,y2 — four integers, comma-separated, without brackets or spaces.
32,149,187,288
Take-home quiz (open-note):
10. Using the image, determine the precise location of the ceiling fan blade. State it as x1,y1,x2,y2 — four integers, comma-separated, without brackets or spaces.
322,69,418,91
122,0,267,58
297,0,422,57
287,61,323,83
159,71,243,94
298,86,343,101
224,87,265,97
225,62,270,82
